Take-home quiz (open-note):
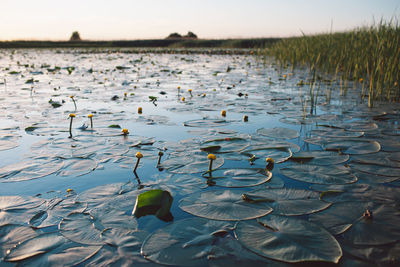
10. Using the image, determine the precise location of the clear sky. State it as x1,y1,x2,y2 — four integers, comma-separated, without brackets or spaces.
1,0,399,40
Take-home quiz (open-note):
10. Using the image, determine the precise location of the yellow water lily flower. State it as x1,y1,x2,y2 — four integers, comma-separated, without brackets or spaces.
221,110,226,117
122,128,129,135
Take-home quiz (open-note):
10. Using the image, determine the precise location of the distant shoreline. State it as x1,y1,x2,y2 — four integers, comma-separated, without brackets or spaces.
0,38,280,49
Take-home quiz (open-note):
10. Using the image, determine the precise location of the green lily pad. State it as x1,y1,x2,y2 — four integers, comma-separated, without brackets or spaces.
179,189,273,221
235,215,342,263
141,217,235,266
256,127,299,139
309,202,400,245
280,164,357,184
244,188,331,215
290,151,349,165
132,189,173,222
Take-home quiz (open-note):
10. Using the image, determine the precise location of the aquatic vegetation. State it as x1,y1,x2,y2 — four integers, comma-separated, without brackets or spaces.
88,114,93,128
268,20,400,106
134,151,143,173
0,49,399,266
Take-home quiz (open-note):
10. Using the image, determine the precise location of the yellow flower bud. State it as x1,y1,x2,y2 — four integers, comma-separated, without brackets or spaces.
122,128,129,135
136,152,143,158
69,113,76,118
88,114,93,118
221,110,226,117
208,154,216,160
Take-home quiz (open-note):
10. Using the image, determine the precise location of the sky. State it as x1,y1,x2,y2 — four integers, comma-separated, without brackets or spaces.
0,0,399,41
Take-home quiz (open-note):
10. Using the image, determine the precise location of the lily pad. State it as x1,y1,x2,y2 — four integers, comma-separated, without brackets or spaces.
0,158,64,182
235,215,342,263
244,187,331,216
179,189,273,221
280,164,357,184
141,217,235,266
309,201,400,245
59,212,104,245
132,189,173,222
203,168,272,188
4,232,66,262
58,158,98,176
323,139,380,155
256,127,299,139
0,140,18,151
242,147,292,163
184,118,228,127
0,224,38,259
290,151,349,165
200,136,250,153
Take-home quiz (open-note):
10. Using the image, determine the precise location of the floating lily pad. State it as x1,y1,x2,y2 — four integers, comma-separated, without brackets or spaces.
200,136,250,153
141,217,235,266
0,224,38,259
256,127,299,139
235,215,342,263
132,189,173,222
4,232,66,262
242,147,292,163
184,118,228,127
323,139,380,155
59,212,104,245
0,196,44,211
309,202,400,245
29,198,87,228
179,189,273,220
161,154,224,174
0,140,18,151
58,158,98,176
203,168,272,188
291,151,349,165
280,164,357,184
0,158,64,182
244,188,331,215
311,128,364,138
349,162,400,178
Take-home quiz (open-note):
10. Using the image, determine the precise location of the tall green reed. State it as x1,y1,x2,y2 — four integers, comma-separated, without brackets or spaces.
267,19,400,107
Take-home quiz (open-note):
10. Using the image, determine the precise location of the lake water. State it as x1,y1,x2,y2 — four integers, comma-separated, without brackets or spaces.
0,49,399,266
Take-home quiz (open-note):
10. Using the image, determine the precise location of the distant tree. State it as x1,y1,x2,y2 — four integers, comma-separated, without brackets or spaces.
166,32,182,39
70,31,81,41
184,31,198,39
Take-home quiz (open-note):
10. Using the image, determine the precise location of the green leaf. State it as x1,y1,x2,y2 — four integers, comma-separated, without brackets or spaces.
132,189,173,222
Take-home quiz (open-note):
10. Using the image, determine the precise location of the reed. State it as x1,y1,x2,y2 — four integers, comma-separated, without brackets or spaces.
267,19,400,106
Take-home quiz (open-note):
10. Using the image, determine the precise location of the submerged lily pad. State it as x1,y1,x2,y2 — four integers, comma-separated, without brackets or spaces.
179,189,273,220
280,164,357,184
141,217,235,266
235,215,342,263
256,127,299,139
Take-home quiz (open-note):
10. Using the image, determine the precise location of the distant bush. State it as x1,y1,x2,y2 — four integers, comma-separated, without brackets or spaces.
70,31,81,41
166,33,182,39
166,31,198,39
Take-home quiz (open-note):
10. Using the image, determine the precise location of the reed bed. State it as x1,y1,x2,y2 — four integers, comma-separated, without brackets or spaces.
267,20,400,106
